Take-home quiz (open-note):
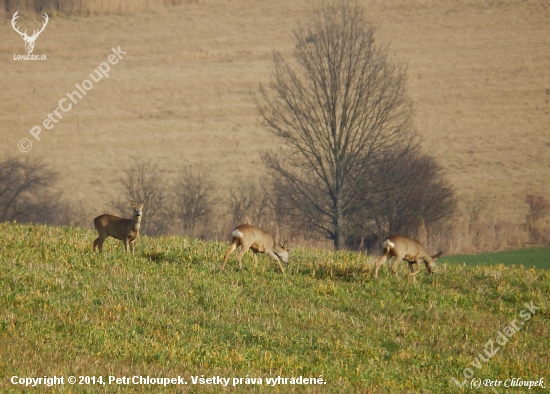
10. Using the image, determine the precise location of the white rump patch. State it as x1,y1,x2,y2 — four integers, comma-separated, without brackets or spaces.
383,239,395,249
232,228,243,238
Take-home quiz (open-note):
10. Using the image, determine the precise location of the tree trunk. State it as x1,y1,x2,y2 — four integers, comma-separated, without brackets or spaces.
334,229,345,250
334,199,346,250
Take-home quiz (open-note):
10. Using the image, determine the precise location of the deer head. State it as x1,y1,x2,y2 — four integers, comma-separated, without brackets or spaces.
130,200,144,221
11,11,49,54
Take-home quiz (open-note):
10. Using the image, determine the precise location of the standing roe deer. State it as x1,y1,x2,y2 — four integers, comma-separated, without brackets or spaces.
93,201,144,254
221,224,289,274
373,235,441,279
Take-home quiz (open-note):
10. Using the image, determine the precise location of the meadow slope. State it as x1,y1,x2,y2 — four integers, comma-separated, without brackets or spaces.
1,223,549,392
0,0,549,227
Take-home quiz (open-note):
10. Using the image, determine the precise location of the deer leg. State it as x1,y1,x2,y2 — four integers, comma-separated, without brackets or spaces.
129,239,135,254
408,259,422,277
408,262,419,283
374,248,390,278
123,238,129,253
236,243,251,271
94,234,107,253
252,251,258,267
221,240,238,270
268,251,285,274
390,253,405,277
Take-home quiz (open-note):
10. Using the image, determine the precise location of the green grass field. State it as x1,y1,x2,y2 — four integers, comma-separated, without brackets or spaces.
445,248,550,271
1,223,549,393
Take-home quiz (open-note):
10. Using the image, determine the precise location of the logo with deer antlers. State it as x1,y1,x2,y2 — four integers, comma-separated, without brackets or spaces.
11,11,49,54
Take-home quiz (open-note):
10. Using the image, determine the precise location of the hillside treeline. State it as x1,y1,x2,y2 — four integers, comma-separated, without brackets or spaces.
0,156,547,255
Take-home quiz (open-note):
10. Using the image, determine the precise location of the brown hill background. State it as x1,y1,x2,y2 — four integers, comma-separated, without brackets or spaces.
1,0,549,250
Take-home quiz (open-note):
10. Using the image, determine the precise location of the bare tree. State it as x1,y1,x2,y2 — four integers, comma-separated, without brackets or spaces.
113,158,168,235
258,3,416,249
227,182,272,229
173,165,215,234
367,147,457,240
0,157,61,223
525,193,550,243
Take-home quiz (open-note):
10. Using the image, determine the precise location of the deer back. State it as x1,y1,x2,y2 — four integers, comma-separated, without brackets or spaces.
386,235,432,262
94,214,137,241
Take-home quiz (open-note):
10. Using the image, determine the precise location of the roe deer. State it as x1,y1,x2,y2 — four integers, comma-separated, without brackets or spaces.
221,224,289,274
93,201,144,254
373,235,441,279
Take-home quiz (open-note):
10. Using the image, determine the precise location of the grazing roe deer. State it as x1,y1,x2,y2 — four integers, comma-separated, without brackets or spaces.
222,224,289,274
373,235,441,279
93,201,144,254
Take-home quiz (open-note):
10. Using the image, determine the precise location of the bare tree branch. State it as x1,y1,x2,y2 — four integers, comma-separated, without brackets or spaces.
227,182,272,230
0,157,62,223
113,158,168,235
258,3,416,249
173,165,215,233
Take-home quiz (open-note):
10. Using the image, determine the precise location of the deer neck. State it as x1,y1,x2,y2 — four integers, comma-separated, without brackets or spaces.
132,217,141,232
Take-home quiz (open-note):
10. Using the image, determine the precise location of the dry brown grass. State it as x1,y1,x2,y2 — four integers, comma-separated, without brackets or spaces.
0,0,192,18
1,0,549,249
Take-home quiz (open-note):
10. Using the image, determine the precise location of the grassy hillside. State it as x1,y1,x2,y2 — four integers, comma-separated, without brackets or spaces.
1,223,549,393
